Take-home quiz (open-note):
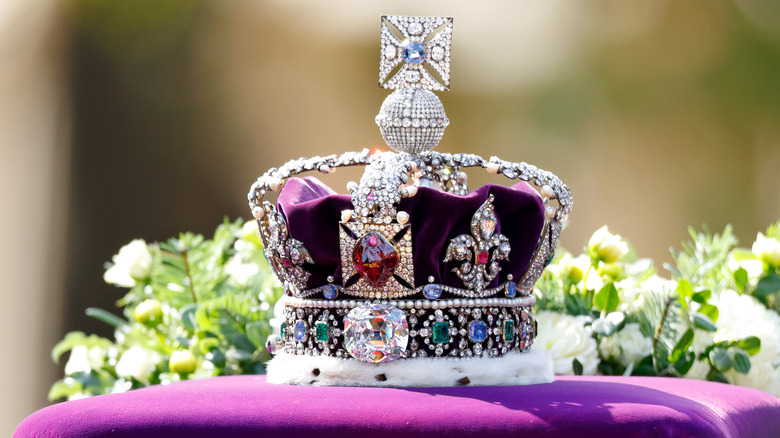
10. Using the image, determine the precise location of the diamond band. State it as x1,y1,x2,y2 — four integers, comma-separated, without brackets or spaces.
274,296,536,362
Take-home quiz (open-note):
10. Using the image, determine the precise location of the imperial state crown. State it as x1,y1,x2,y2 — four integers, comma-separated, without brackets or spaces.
248,15,572,386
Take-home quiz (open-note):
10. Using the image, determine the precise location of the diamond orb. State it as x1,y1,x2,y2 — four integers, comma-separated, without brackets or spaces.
344,303,409,363
401,40,426,64
352,231,399,288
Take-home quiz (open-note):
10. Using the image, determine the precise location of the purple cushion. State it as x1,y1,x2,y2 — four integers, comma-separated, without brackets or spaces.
16,375,780,437
277,177,545,289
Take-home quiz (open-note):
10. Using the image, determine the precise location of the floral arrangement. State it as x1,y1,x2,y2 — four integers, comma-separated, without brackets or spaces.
49,219,282,401
50,219,780,400
535,223,780,396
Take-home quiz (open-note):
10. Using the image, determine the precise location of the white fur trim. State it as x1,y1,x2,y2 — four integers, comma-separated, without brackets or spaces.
266,349,553,387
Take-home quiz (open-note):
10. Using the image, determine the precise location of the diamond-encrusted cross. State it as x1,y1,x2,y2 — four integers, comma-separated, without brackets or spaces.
379,15,453,91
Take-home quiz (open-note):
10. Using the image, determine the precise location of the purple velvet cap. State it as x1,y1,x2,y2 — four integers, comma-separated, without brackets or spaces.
15,375,780,437
276,176,544,290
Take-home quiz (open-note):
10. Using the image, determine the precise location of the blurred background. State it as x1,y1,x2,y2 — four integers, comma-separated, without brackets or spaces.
2,0,780,433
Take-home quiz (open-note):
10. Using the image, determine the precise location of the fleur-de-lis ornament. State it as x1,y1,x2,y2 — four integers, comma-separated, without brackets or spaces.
444,195,511,291
267,210,313,292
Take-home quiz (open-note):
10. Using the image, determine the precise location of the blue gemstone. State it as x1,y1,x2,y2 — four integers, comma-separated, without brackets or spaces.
423,284,442,300
469,321,488,342
293,320,307,342
323,284,338,300
506,282,517,298
402,40,426,64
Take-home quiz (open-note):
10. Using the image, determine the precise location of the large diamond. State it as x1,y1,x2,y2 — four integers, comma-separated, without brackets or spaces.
344,303,408,363
352,232,399,288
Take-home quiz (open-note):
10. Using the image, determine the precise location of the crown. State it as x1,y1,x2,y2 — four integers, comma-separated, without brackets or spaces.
248,16,572,386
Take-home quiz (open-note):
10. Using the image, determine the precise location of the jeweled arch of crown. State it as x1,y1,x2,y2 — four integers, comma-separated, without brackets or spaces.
248,15,572,369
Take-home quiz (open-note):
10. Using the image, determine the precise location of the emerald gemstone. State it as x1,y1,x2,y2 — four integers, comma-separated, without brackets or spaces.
281,322,286,337
315,321,329,342
432,322,450,343
503,320,515,342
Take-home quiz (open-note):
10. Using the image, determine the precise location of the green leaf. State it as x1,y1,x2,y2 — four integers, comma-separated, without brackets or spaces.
730,348,751,374
572,358,583,376
734,268,748,293
669,329,694,363
709,347,732,372
676,280,693,309
594,283,619,313
180,304,198,332
753,273,780,298
735,336,761,355
673,351,696,375
48,379,83,401
692,290,711,304
693,314,717,332
85,307,127,328
697,304,719,322
707,369,729,384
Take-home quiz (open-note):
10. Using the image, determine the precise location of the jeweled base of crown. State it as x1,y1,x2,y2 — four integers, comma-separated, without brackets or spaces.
266,349,553,387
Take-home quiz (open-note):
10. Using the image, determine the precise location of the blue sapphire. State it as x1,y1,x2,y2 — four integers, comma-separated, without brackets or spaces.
293,320,307,342
505,282,517,298
323,284,338,300
469,321,488,342
402,40,426,64
423,284,442,300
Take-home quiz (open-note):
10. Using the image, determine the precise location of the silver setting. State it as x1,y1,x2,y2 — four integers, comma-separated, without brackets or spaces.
444,195,510,291
379,15,453,91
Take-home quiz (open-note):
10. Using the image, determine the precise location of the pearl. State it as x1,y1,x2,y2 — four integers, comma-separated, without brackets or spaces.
269,179,284,191
486,162,500,174
541,185,555,198
422,300,431,309
318,164,331,174
251,207,265,220
341,210,353,223
347,181,358,192
545,205,557,220
455,171,467,183
406,185,418,197
396,211,410,224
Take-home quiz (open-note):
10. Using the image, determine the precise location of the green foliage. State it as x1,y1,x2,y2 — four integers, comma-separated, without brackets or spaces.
536,223,780,390
50,218,282,401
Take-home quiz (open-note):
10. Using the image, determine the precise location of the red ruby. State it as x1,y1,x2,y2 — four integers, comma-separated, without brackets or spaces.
352,232,399,287
476,251,489,264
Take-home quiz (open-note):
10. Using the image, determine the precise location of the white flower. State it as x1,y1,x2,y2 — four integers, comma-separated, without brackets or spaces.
64,346,105,375
598,323,652,367
535,311,599,375
587,226,629,264
684,359,711,380
711,289,780,396
115,346,161,382
104,239,153,287
225,256,260,287
752,232,780,268
616,275,674,314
